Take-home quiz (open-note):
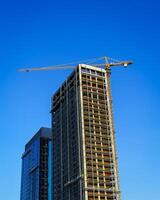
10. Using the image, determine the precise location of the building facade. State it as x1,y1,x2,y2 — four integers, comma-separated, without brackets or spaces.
20,127,52,200
51,64,120,200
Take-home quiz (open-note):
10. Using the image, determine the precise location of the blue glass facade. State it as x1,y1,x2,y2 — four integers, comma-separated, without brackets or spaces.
20,127,51,200
20,139,40,200
48,141,52,200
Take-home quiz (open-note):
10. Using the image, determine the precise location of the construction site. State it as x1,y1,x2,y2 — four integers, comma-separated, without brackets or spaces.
19,57,133,200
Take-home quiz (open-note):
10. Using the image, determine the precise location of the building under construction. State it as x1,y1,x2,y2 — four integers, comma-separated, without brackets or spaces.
51,64,120,200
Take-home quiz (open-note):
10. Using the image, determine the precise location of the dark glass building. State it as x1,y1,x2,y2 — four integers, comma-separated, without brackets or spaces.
51,64,120,200
20,127,52,200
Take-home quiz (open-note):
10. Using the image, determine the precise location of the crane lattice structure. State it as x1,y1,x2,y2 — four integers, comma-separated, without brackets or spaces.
17,56,133,72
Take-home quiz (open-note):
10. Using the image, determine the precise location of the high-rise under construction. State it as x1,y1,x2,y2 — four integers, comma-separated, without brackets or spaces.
51,64,120,200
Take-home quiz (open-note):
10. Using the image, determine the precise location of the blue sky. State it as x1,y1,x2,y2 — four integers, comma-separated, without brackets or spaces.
0,0,160,199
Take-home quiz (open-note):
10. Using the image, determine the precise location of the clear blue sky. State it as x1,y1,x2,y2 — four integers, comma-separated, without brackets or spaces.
0,0,160,199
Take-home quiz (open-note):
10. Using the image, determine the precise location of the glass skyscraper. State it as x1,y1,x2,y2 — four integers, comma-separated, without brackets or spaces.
20,127,52,200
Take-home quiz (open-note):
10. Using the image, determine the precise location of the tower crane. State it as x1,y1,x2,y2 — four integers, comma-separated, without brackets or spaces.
17,56,133,72
17,56,133,200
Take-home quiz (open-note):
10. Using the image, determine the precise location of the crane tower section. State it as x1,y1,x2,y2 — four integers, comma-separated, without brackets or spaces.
51,64,120,200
